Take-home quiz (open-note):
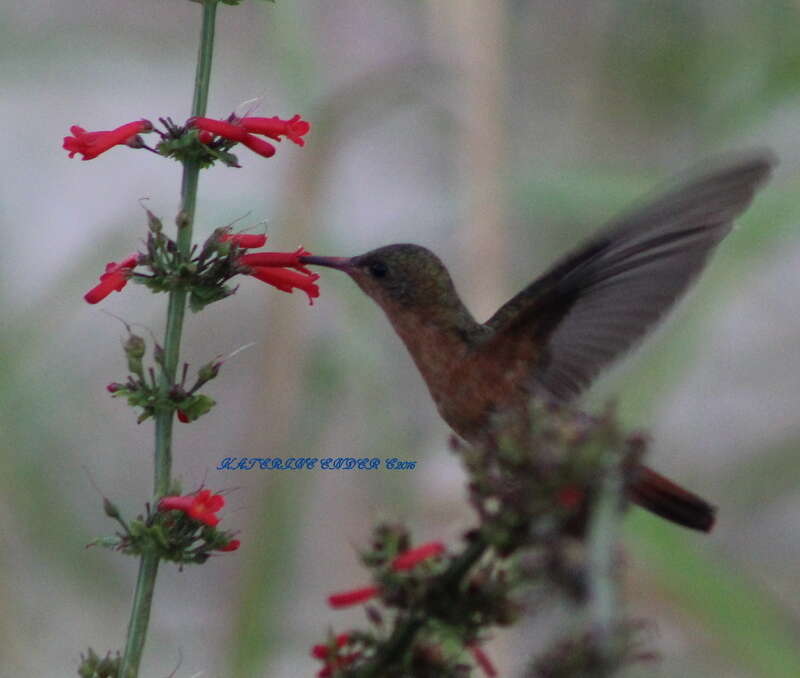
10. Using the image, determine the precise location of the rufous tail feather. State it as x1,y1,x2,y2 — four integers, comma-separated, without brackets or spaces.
630,466,716,532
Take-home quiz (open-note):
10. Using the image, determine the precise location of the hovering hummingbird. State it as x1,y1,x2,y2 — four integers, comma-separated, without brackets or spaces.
302,153,774,532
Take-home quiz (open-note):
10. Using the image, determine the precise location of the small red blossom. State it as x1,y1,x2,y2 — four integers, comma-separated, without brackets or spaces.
158,489,225,527
248,266,320,305
84,254,139,304
218,232,268,249
217,539,240,552
176,409,190,424
327,541,446,610
311,633,351,659
469,644,498,678
557,485,584,510
327,586,379,609
240,114,311,146
391,541,445,571
63,120,152,160
312,633,361,678
239,133,277,158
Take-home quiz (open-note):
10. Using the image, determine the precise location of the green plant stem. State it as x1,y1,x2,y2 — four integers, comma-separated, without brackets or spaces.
587,454,623,667
119,3,218,677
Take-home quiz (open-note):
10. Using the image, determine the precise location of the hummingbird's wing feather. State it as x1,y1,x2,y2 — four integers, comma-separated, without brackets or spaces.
484,152,775,401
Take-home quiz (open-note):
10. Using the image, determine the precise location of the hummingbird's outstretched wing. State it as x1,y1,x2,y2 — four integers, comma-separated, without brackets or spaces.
483,152,775,401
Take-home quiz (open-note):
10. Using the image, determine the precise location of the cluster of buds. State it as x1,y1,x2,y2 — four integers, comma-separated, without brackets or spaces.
77,648,120,678
530,623,657,678
85,208,319,310
63,111,310,169
310,523,506,677
312,632,371,678
104,328,219,424
455,401,646,598
91,487,239,566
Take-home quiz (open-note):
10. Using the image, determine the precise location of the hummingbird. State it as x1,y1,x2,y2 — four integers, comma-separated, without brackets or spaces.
301,153,774,532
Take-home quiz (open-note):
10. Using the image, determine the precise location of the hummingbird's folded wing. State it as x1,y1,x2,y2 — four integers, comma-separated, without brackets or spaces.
483,151,775,401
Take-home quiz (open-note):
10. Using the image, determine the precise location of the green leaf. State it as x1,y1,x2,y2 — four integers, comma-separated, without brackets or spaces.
176,394,216,421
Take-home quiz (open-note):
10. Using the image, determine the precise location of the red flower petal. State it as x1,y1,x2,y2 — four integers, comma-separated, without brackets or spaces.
240,132,276,158
391,541,445,571
158,489,226,527
190,117,276,157
84,253,139,304
219,232,268,249
190,117,248,142
239,246,312,273
311,634,351,660
158,495,194,513
240,114,311,146
248,267,320,305
218,539,240,552
327,586,379,608
63,120,152,160
311,645,329,660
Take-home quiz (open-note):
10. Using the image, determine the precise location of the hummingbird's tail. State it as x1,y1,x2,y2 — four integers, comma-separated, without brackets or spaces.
629,466,716,532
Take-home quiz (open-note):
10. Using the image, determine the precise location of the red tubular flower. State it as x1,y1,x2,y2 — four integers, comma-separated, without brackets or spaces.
190,117,248,142
218,232,268,249
240,114,311,146
239,246,312,274
239,133,277,158
63,120,152,160
191,114,310,157
158,489,225,527
469,644,498,678
190,117,277,158
176,410,190,424
391,541,445,571
84,254,139,304
327,586,379,609
248,267,320,305
217,539,241,552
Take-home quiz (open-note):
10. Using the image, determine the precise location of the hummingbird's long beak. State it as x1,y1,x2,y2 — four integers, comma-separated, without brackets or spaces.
299,255,356,272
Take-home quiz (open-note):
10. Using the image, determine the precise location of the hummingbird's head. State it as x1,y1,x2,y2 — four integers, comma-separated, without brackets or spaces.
301,244,464,317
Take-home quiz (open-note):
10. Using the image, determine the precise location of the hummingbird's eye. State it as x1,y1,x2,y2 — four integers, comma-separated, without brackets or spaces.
368,261,389,278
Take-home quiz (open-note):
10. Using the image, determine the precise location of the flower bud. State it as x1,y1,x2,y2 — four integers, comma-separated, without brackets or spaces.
145,207,163,234
124,333,146,375
103,497,122,520
197,359,222,384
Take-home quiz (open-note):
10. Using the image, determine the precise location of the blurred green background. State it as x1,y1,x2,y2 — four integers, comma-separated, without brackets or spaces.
3,1,800,676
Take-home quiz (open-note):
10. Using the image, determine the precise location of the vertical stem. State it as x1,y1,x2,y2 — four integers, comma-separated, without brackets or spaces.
119,3,218,676
118,551,160,678
587,453,623,669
